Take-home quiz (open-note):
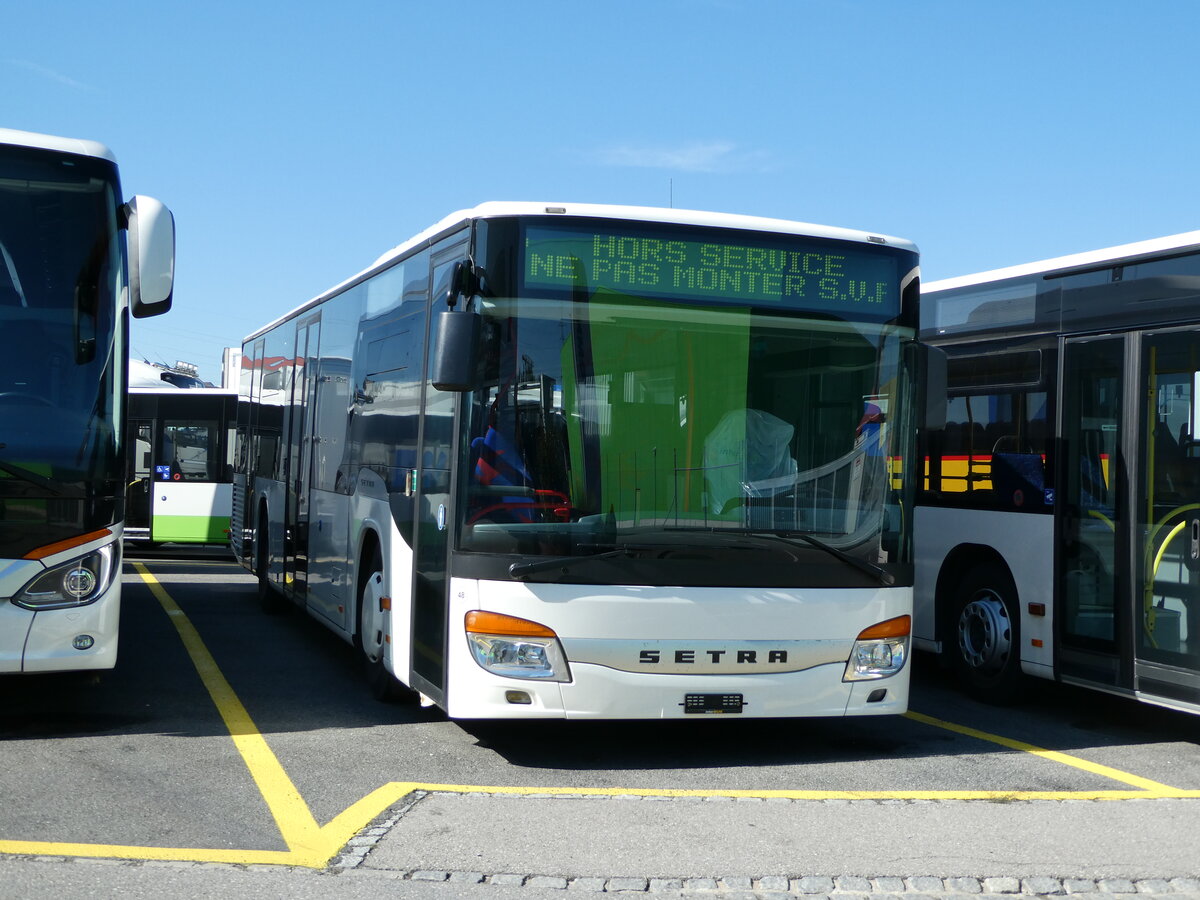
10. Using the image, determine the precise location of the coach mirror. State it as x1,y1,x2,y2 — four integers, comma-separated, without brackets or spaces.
126,195,176,319
917,342,947,430
431,260,481,392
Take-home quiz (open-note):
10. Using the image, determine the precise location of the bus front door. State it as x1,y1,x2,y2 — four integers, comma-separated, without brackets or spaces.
1133,329,1200,708
1060,330,1200,710
126,419,153,538
285,315,321,601
1058,336,1128,690
408,249,465,704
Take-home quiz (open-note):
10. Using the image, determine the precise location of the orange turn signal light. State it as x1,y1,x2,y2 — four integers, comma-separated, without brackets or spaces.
465,610,557,638
22,528,113,560
856,615,911,640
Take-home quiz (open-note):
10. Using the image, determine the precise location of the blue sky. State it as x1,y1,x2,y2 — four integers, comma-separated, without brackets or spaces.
6,1,1200,384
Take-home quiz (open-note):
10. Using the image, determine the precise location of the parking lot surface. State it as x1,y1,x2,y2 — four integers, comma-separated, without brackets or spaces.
2,557,1198,896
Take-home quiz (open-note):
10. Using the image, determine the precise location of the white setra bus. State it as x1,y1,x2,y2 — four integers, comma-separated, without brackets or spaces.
0,128,174,674
917,231,1200,714
232,202,923,718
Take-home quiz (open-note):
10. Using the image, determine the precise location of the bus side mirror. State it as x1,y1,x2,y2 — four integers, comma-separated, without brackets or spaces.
126,195,175,319
431,260,482,392
918,343,948,431
431,308,480,392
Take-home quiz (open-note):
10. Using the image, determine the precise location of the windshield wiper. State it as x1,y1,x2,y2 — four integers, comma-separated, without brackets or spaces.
657,525,894,585
508,547,634,581
776,531,895,586
507,532,893,586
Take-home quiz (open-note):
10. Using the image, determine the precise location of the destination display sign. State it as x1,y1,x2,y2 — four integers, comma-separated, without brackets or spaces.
522,224,901,317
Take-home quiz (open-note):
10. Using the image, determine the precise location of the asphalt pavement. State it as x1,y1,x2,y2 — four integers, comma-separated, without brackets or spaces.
8,790,1199,898
7,554,1196,898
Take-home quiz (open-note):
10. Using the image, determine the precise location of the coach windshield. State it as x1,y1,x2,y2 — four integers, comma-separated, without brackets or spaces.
0,143,125,558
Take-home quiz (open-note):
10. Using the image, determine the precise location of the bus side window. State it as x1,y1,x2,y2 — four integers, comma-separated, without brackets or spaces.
936,390,1048,509
256,435,278,479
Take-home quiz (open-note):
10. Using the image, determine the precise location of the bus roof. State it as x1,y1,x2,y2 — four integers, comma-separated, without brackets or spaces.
925,230,1200,293
245,202,917,343
371,202,917,270
0,127,117,164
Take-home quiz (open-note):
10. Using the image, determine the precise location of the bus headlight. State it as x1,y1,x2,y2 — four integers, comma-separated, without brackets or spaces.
465,611,571,683
13,545,116,610
844,615,910,681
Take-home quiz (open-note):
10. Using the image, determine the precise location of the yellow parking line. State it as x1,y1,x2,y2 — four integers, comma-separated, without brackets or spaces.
0,840,298,866
134,560,235,568
134,563,418,866
904,710,1183,794
370,782,1200,802
2,567,1196,870
0,564,378,868
131,564,329,857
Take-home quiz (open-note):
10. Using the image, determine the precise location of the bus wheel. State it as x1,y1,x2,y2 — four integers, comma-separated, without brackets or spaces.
952,563,1025,704
257,527,287,614
357,557,407,703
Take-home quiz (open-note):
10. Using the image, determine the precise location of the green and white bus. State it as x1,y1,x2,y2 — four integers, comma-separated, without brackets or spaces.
126,384,236,546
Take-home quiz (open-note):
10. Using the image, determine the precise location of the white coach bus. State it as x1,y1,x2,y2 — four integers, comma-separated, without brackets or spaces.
233,202,924,718
0,128,174,674
917,231,1200,714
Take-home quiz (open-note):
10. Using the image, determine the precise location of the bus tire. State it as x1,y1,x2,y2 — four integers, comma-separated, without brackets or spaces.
257,524,287,615
951,562,1025,704
357,551,408,703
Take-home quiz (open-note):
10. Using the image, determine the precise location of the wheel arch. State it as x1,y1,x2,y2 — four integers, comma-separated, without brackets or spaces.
254,496,270,573
352,521,410,702
935,543,1018,649
354,524,384,640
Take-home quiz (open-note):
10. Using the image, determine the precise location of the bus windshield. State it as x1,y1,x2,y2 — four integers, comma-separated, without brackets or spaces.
0,143,125,557
459,221,915,580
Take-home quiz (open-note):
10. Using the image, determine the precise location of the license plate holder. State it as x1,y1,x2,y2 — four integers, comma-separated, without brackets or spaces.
683,693,744,714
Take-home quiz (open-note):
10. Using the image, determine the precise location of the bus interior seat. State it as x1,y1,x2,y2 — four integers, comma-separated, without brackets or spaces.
991,434,1033,455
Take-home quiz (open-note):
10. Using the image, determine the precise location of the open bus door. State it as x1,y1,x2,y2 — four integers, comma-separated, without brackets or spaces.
125,419,153,538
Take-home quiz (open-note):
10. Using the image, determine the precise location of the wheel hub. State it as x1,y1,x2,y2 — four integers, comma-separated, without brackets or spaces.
360,572,387,664
957,592,1012,675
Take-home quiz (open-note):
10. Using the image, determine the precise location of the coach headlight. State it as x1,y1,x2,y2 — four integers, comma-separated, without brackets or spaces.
13,544,117,610
465,611,571,683
844,615,910,681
